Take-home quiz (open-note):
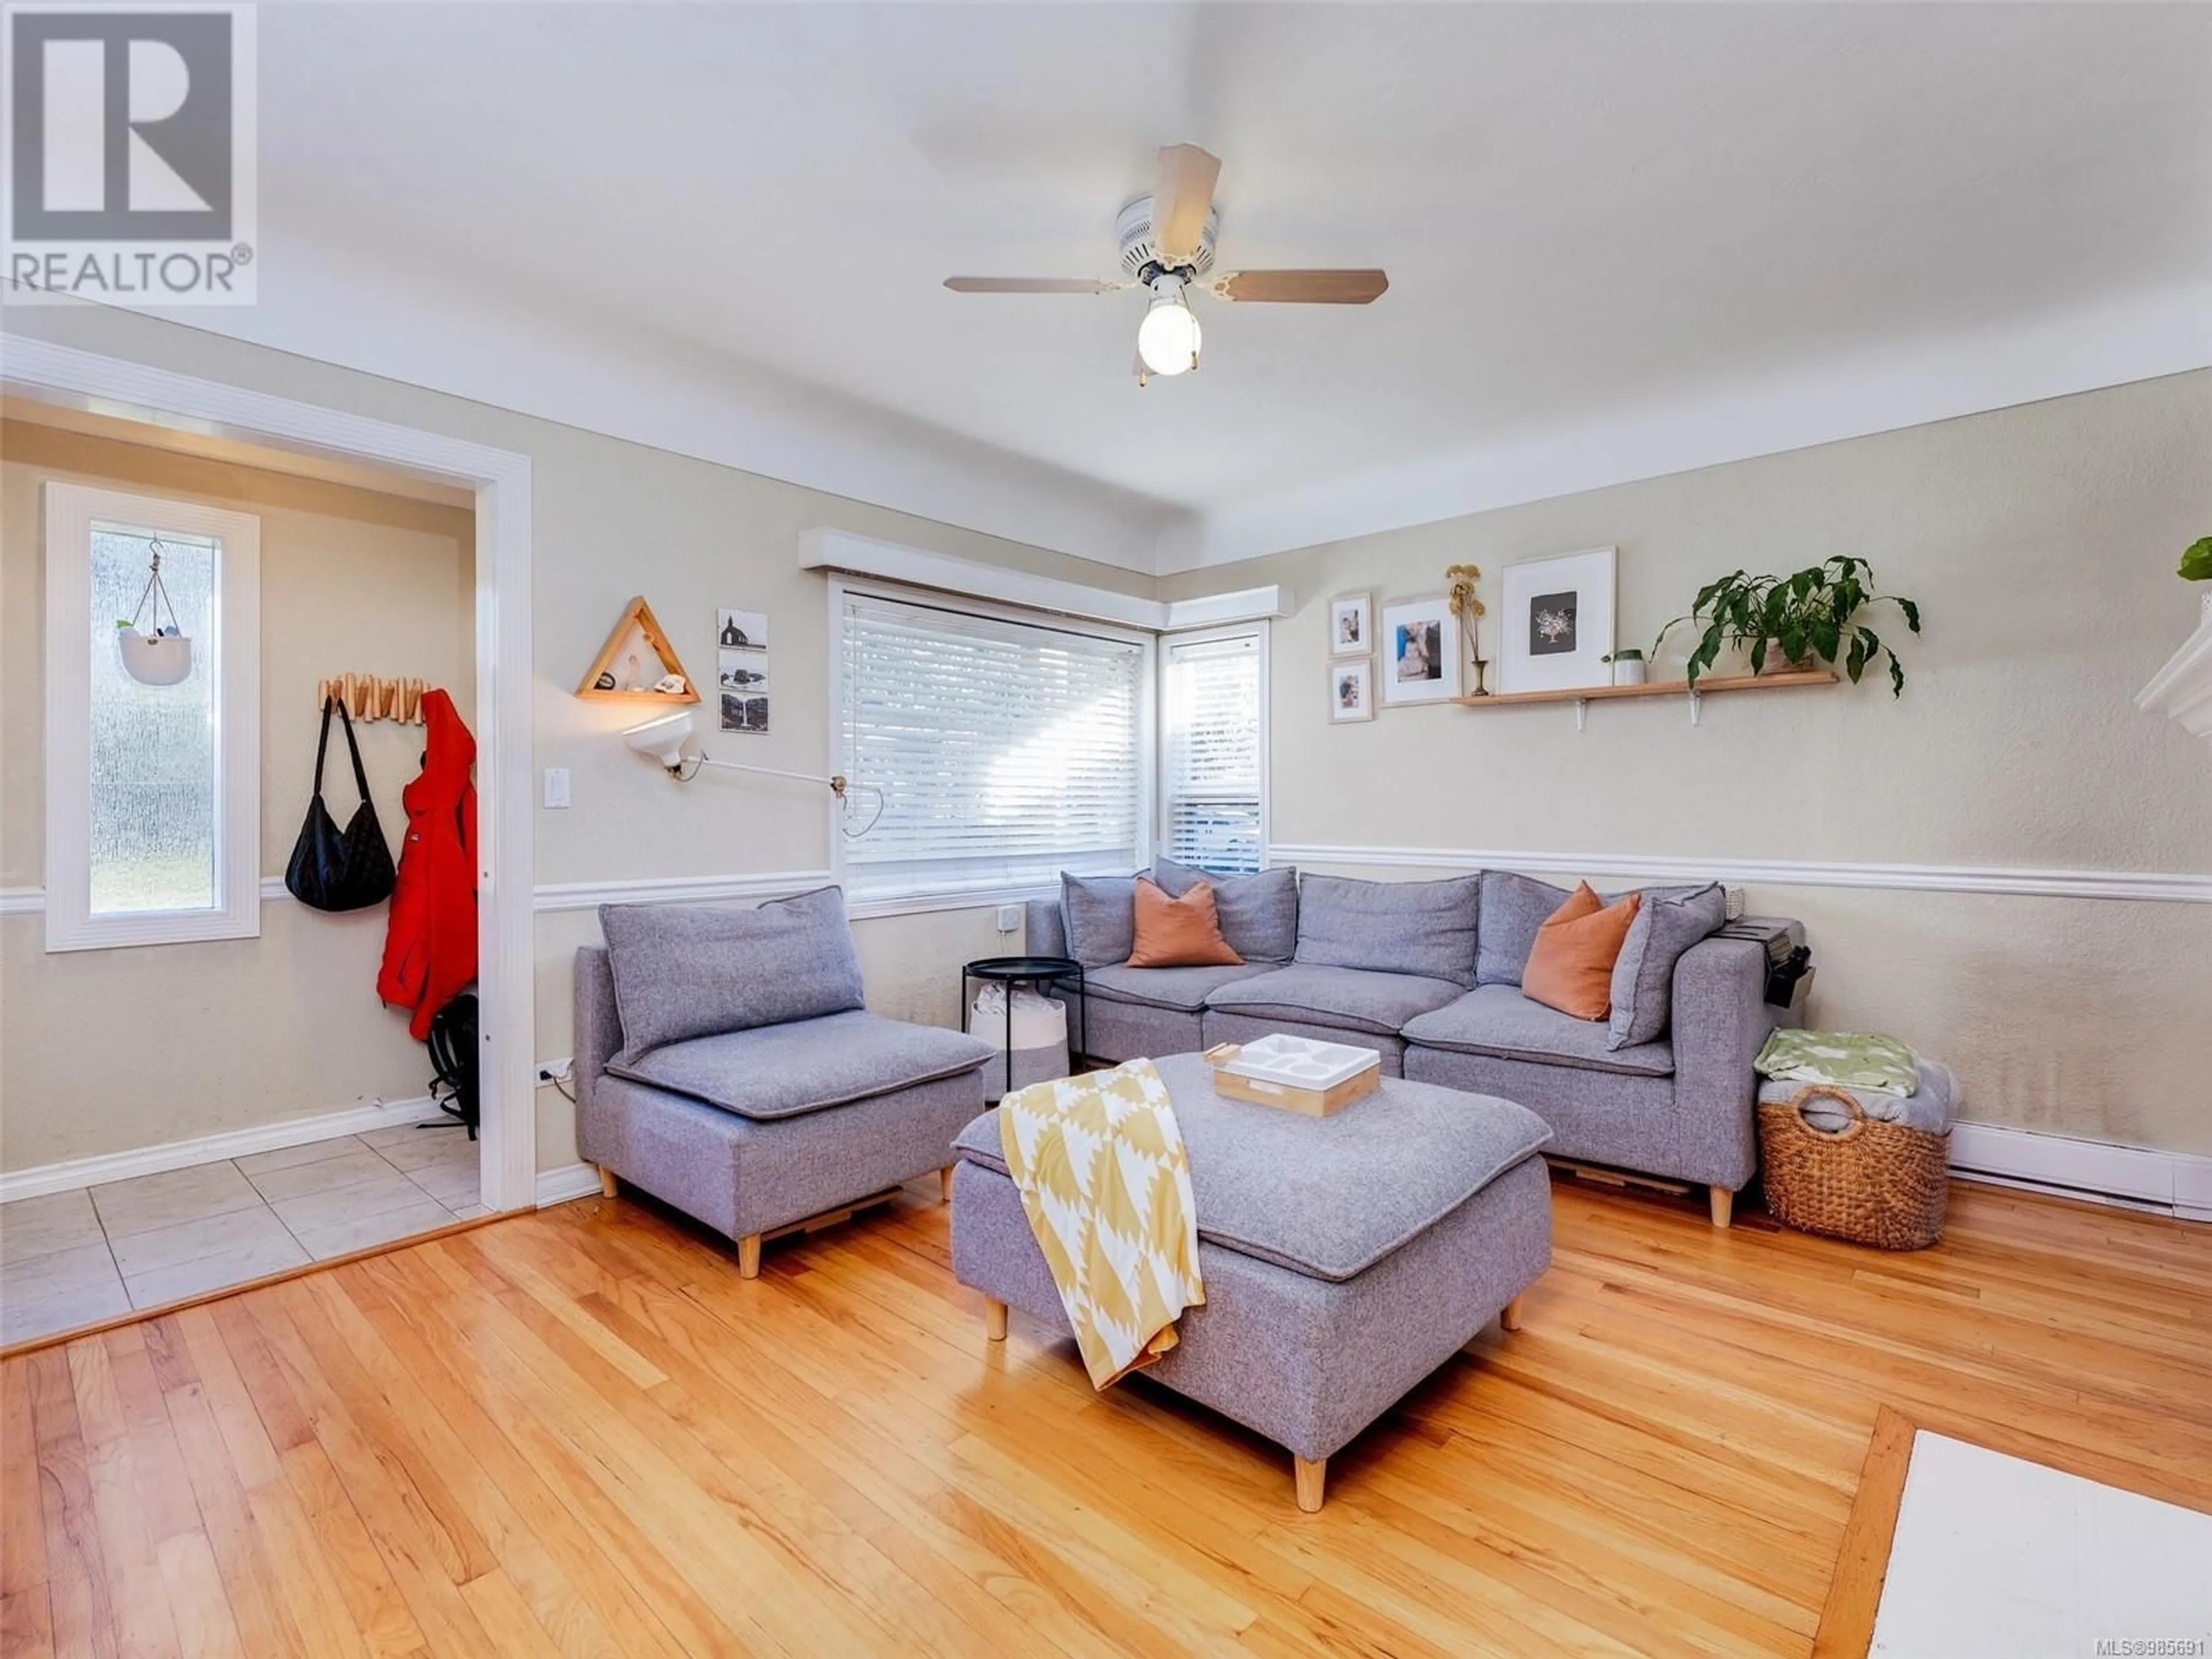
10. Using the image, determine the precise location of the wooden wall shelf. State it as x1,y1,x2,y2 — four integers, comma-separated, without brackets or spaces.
1454,668,1838,728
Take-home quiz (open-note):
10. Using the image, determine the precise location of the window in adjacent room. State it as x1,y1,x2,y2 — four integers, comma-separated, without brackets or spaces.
834,584,1152,906
43,482,262,951
1160,626,1267,874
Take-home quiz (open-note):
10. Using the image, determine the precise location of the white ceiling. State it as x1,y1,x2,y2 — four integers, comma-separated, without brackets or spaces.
183,3,2212,570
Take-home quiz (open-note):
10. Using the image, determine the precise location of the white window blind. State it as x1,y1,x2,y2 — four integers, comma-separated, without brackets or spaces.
1161,631,1263,874
837,590,1148,902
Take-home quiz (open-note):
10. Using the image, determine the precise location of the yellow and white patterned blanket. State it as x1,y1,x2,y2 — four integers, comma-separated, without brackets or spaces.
997,1059,1205,1389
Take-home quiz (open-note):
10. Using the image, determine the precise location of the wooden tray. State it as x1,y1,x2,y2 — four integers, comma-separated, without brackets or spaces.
1203,1041,1381,1117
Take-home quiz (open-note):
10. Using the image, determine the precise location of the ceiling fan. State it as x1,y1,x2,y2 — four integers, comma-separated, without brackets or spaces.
944,144,1388,385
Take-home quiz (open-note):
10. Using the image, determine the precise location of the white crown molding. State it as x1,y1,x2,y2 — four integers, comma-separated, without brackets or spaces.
535,1161,605,1209
1949,1122,2212,1224
31,236,2200,578
115,227,1179,573
1161,282,2212,571
0,1095,442,1205
532,870,836,914
800,527,1290,631
1268,843,2212,905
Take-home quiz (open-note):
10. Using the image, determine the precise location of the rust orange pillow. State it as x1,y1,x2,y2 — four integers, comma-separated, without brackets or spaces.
1522,882,1642,1021
1126,875,1243,968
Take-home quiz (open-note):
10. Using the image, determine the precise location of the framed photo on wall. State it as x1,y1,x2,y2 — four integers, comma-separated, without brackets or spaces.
1499,547,1616,694
1380,595,1460,707
1329,657,1375,722
1328,592,1373,658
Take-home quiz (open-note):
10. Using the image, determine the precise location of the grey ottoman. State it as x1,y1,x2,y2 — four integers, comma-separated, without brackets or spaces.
949,1051,1554,1511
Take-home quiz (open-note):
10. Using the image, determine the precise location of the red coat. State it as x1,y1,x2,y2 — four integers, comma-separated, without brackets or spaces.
378,688,478,1040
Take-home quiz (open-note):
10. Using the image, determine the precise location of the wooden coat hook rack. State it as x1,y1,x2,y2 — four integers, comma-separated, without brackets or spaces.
317,675,430,725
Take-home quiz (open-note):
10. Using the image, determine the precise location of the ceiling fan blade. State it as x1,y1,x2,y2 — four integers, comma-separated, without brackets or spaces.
1215,269,1390,304
942,277,1121,294
1153,143,1221,265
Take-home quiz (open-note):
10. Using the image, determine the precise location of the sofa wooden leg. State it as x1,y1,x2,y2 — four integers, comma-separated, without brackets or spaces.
1293,1455,1327,1513
1500,1294,1524,1332
597,1165,617,1199
984,1297,1008,1342
941,1164,955,1204
1709,1185,1734,1229
738,1234,763,1279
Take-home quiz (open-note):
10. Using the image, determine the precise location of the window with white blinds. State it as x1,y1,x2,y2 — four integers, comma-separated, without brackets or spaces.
1160,630,1264,875
836,589,1150,902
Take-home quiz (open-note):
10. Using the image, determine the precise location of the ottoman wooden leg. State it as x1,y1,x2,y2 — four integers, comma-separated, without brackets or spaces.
984,1297,1008,1342
941,1165,955,1203
597,1165,618,1199
1500,1294,1524,1332
1293,1456,1327,1513
738,1234,763,1279
1709,1185,1735,1229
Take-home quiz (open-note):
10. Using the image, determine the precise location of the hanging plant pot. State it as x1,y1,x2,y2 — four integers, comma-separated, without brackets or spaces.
118,626,193,685
116,537,194,686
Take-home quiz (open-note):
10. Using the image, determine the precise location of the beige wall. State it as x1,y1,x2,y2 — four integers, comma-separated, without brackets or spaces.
1,302,1143,1175
1,420,476,1168
1164,372,2212,1156
10,299,2204,1175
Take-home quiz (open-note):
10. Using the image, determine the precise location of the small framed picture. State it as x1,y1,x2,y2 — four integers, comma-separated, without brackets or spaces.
720,683,770,734
1380,595,1460,707
1328,593,1372,658
1499,547,1616,694
717,609,767,652
1330,658,1374,723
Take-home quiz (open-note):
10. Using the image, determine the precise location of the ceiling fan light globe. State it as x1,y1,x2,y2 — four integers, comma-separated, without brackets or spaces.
1137,293,1202,376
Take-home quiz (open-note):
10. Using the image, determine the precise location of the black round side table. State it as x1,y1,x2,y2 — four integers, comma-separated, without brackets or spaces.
960,955,1086,1100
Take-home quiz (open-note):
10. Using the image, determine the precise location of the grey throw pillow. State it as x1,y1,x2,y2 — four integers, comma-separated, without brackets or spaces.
1060,872,1137,967
1607,882,1728,1048
599,885,865,1059
1152,859,1299,962
1292,873,1481,987
1476,871,1573,987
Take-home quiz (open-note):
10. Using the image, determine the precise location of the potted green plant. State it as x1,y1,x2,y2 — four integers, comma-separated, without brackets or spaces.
1653,556,1922,696
2181,537,2211,582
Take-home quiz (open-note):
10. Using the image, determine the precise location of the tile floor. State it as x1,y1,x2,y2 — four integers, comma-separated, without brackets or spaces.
0,1120,482,1347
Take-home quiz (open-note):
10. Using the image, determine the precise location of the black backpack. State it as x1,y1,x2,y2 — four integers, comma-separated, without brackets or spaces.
426,992,479,1138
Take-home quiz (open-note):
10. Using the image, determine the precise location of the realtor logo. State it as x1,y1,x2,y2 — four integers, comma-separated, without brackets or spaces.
4,3,256,304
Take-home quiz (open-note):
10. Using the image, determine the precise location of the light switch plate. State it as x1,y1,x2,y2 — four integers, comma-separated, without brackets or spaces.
543,767,571,809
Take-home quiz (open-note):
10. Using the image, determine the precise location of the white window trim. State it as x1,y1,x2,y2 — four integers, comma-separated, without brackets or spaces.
827,576,1157,918
1157,620,1271,871
43,482,262,952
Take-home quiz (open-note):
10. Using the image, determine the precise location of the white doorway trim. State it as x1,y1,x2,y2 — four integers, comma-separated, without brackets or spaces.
1,334,539,1213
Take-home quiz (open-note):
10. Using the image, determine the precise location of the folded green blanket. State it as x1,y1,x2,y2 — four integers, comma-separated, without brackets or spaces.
1755,1029,1919,1096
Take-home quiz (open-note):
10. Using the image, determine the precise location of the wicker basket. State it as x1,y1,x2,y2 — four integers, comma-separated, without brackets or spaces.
1758,1085,1949,1250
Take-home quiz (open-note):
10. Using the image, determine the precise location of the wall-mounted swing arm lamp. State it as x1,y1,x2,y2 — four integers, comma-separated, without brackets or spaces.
622,712,885,838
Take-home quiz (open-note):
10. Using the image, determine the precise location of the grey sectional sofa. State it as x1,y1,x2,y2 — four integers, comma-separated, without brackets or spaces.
575,887,995,1274
1032,862,1802,1226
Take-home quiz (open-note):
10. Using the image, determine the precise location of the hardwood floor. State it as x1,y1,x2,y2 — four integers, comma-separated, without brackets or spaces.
3,1172,2206,1657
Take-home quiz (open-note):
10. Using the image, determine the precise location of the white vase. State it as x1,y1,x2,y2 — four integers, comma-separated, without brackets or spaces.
118,630,192,686
1612,658,1647,686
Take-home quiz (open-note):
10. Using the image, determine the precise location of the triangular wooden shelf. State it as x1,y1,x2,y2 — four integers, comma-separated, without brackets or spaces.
575,596,700,704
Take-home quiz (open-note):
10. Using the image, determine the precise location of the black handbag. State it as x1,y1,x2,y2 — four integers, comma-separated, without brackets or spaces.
285,698,397,911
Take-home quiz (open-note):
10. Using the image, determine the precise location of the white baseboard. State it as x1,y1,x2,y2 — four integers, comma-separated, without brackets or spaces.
0,1095,444,1205
535,1162,603,1207
1948,1122,2212,1222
